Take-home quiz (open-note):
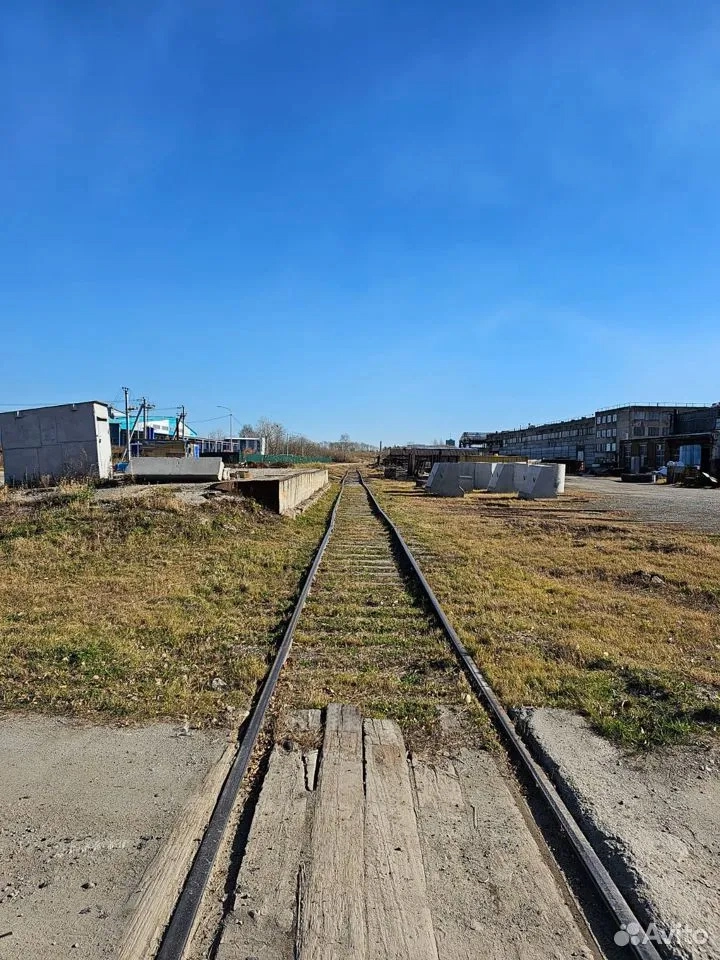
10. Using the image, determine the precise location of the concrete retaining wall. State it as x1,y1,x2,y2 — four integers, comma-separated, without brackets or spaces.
128,457,225,482
277,469,329,514
219,468,328,514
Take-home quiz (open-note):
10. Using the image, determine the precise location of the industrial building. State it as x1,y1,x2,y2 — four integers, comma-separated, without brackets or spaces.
0,401,113,485
619,405,720,475
466,416,597,469
461,403,720,476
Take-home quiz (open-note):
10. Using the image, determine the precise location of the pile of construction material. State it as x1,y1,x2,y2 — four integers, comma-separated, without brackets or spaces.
424,462,565,499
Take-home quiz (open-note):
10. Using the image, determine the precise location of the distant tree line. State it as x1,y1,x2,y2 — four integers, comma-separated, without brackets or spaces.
210,417,376,460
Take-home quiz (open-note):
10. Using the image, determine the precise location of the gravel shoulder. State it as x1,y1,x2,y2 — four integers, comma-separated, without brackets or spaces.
520,708,720,960
0,716,231,959
566,477,720,534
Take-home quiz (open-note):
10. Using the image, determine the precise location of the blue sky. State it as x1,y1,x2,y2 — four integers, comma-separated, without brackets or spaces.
2,1,719,444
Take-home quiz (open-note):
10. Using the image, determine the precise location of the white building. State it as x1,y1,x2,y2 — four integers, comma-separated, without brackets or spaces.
0,401,113,485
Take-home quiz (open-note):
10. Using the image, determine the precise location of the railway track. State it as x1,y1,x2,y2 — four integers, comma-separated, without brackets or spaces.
154,471,665,960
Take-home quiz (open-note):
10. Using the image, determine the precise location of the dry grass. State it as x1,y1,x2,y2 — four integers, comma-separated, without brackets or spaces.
0,482,337,726
370,479,720,749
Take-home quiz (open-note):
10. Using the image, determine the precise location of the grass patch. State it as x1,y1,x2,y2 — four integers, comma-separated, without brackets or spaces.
0,483,337,725
370,478,720,750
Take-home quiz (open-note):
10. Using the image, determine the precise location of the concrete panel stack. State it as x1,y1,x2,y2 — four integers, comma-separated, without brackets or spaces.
425,463,465,497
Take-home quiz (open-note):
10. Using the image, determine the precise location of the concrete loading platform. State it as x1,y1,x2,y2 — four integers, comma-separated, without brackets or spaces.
215,468,328,515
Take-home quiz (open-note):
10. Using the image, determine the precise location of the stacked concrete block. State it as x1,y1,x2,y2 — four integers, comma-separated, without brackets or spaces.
424,460,566,499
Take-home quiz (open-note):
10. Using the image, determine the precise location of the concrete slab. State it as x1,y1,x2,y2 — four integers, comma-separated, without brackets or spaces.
520,708,720,960
487,461,516,493
472,462,498,490
425,463,465,497
128,457,225,482
0,716,230,959
513,462,531,490
517,463,566,499
458,468,475,492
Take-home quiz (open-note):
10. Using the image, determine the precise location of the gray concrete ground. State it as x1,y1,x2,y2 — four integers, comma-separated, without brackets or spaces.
522,708,720,960
0,717,230,959
567,477,720,533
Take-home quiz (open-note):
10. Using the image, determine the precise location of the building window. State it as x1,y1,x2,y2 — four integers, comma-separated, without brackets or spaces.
613,413,618,422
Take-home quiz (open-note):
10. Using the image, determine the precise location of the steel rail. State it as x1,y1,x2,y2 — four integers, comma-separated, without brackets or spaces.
155,476,347,960
359,473,667,960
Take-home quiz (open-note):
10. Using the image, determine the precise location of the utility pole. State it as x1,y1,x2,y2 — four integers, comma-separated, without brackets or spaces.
175,405,186,441
217,406,233,452
138,397,154,441
123,386,131,462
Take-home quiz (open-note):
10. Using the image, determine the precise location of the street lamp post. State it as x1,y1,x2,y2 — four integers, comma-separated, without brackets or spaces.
217,405,234,453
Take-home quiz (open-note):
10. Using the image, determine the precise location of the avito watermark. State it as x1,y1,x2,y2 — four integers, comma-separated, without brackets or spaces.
615,920,710,949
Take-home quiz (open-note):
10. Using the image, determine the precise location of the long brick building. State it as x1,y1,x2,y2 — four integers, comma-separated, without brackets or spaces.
460,402,720,476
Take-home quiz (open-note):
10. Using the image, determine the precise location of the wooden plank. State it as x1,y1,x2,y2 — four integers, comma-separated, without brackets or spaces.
412,749,592,960
117,741,237,960
363,719,439,960
297,703,367,960
219,743,312,960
